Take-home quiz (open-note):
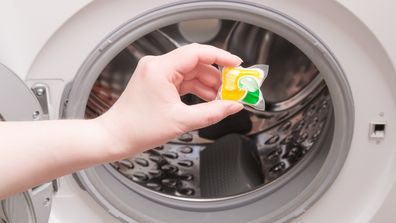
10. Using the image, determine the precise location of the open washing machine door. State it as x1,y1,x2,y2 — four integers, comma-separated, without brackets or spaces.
0,64,56,223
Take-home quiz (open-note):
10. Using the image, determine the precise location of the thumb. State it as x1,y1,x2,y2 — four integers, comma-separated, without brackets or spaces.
180,100,244,131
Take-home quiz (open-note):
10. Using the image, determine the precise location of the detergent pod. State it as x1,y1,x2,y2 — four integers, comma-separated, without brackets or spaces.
218,64,268,111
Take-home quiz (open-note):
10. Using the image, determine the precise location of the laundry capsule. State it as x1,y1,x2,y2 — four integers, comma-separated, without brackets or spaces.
217,64,269,111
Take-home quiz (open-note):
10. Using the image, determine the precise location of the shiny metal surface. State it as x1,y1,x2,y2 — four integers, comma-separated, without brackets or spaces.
111,144,202,197
110,88,331,199
31,85,49,120
0,193,35,223
255,88,331,183
85,19,332,199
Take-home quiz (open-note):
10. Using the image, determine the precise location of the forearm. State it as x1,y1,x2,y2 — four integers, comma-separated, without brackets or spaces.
0,44,243,200
0,119,119,199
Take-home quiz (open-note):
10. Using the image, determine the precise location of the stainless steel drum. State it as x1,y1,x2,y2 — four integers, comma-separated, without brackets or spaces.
64,3,354,221
84,19,333,200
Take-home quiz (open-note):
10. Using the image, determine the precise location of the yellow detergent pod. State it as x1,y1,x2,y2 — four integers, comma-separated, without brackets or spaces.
218,65,268,111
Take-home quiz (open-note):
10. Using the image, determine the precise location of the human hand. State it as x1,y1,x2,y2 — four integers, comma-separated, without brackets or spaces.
96,43,244,159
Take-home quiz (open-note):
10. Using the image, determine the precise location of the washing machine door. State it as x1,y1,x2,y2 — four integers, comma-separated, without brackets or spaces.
0,63,54,223
0,64,43,121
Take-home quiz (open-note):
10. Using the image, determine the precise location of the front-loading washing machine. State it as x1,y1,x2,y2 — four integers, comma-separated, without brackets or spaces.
1,0,396,222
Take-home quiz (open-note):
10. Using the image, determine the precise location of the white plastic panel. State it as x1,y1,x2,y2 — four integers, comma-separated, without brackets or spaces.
0,0,92,79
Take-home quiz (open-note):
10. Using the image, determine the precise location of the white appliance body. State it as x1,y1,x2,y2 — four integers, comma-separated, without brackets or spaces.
1,0,395,223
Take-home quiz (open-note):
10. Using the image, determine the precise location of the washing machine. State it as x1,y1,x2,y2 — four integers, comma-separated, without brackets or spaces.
1,0,396,222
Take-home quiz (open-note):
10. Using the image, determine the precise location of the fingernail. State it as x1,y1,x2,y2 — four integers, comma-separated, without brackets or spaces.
234,55,243,65
235,55,243,62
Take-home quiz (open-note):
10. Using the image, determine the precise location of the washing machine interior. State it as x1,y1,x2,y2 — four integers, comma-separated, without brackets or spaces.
84,19,333,200
66,3,353,222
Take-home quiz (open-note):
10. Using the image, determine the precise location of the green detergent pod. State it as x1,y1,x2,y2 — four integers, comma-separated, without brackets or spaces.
218,64,269,111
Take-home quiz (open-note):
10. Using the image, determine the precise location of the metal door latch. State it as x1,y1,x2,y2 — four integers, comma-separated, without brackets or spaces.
32,84,49,120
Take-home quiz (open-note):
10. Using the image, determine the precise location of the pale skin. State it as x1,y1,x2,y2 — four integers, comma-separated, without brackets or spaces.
0,44,244,199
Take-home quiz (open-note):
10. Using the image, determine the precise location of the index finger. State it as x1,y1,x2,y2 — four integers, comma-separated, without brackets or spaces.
161,43,243,74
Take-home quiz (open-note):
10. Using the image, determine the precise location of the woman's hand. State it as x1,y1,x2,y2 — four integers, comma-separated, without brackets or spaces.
96,43,244,158
0,43,244,198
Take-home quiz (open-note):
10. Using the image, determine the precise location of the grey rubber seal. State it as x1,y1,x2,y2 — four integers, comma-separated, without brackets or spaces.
64,1,354,223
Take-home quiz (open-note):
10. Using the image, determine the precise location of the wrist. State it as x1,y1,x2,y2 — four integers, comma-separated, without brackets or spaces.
91,113,134,161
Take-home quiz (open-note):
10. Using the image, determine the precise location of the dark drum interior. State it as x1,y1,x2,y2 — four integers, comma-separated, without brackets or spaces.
84,19,333,199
